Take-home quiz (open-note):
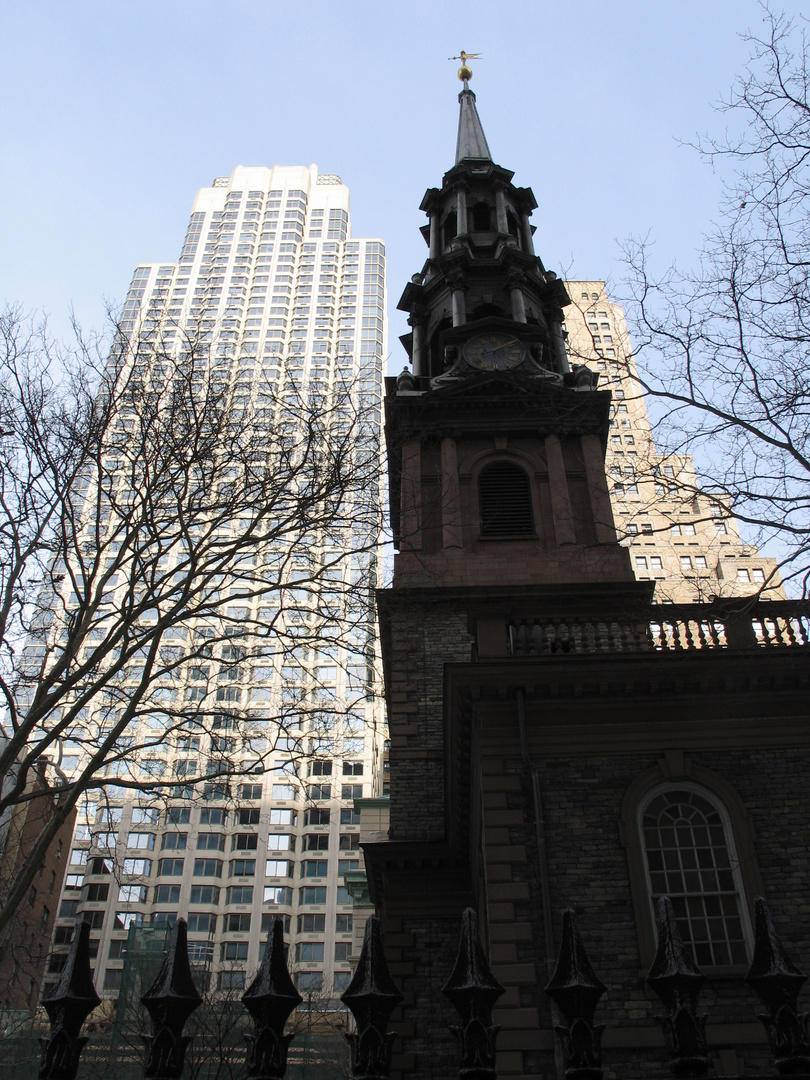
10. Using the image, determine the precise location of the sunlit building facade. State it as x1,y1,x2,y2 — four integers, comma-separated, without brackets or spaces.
564,283,784,601
45,164,388,1004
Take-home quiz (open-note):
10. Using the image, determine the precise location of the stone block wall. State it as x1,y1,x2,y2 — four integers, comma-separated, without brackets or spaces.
382,597,472,841
476,737,810,1079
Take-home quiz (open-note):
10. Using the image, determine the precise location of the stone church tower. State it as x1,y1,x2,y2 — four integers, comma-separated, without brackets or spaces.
364,73,810,1080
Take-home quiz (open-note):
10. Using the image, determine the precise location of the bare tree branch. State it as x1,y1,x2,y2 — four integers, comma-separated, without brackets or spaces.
0,305,384,941
619,6,810,594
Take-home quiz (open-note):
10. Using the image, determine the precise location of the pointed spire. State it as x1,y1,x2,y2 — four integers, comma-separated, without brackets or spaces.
646,897,709,1079
544,909,607,1080
341,916,403,1080
456,86,492,165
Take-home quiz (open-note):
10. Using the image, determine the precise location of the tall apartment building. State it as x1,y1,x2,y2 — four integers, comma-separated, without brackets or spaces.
43,164,388,1005
564,283,784,602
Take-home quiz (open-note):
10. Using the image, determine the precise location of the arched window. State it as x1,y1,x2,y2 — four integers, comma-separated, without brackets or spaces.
478,462,534,537
472,202,491,231
640,784,750,967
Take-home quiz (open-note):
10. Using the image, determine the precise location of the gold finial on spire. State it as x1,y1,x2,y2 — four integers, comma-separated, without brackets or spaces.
449,51,481,83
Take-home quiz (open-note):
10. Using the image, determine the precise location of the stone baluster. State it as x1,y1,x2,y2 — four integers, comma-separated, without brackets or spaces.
443,907,505,1080
140,917,202,1080
341,915,403,1080
39,918,101,1080
745,895,810,1075
646,896,709,1078
242,917,303,1080
544,908,606,1080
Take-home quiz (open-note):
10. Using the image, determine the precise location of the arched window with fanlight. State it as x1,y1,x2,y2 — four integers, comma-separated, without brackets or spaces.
478,461,534,538
639,784,751,967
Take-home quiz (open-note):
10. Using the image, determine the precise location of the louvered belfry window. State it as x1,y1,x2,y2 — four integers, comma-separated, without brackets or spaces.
479,462,534,537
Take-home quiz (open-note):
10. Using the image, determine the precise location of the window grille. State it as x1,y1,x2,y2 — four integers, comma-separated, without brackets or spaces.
641,787,748,966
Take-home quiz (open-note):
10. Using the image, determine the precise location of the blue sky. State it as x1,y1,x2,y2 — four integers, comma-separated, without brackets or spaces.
2,1,805,369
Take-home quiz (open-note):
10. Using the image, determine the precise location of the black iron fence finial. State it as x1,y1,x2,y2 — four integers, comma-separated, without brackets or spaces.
442,906,505,1080
544,908,606,1080
745,895,810,1075
39,918,101,1080
341,914,403,1080
140,917,202,1080
242,915,303,1080
646,896,709,1078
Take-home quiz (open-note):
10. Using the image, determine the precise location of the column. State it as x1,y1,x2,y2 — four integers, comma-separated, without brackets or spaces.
581,434,618,543
520,212,534,254
495,186,508,234
451,282,467,327
507,272,527,323
429,214,439,260
549,318,570,374
545,435,577,546
456,187,468,235
440,437,463,549
409,313,425,377
399,440,422,551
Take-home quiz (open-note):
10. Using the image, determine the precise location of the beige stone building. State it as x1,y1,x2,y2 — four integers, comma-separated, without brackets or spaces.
563,282,784,602
43,164,388,1006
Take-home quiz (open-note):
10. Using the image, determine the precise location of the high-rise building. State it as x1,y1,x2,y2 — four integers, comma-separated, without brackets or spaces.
44,164,388,1005
563,284,784,602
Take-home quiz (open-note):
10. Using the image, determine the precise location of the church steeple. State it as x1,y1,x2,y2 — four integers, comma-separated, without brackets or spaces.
456,85,492,164
397,72,580,385
385,71,629,580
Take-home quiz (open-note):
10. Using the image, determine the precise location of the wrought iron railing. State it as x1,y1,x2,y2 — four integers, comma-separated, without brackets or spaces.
38,894,809,1080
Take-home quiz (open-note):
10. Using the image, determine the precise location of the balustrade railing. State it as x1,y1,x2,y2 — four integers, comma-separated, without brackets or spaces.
503,599,810,657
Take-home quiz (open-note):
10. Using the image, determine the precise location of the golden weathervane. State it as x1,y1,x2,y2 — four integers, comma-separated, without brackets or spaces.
449,51,482,82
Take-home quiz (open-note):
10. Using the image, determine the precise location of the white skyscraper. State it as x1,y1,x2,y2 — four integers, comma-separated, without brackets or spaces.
45,164,388,1006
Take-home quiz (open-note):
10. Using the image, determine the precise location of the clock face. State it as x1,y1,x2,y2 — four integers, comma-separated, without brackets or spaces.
463,332,525,371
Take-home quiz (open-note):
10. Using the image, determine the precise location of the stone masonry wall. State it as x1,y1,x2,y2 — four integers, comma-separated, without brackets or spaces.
383,597,472,842
478,738,810,1080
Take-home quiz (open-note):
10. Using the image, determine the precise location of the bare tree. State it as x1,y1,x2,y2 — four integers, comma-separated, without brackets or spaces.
618,5,810,594
0,305,383,942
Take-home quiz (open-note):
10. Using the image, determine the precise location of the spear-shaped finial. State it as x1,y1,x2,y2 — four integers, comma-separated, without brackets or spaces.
140,918,203,1080
544,909,606,1080
242,917,303,1080
646,897,709,1078
745,896,810,1075
443,908,505,1080
39,918,101,1080
341,916,403,1080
